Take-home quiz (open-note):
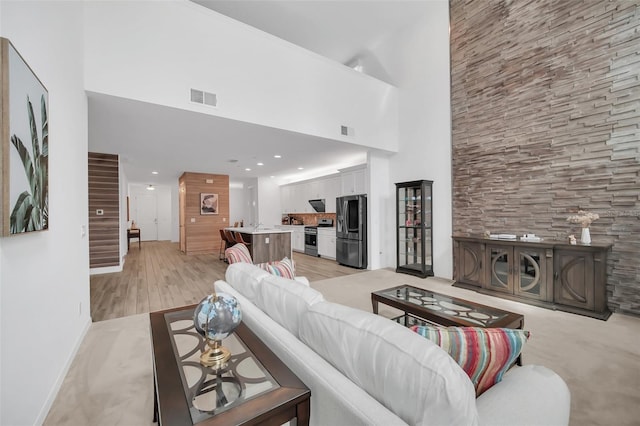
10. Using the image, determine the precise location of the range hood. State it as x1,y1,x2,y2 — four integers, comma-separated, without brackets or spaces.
308,199,326,213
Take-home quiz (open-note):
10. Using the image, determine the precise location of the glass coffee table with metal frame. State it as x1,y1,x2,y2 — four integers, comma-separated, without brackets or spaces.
371,285,525,364
150,305,310,425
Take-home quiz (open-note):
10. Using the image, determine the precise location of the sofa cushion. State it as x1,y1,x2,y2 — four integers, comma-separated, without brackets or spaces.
256,257,295,279
255,274,325,337
411,325,530,396
224,262,271,303
299,301,478,425
225,243,253,264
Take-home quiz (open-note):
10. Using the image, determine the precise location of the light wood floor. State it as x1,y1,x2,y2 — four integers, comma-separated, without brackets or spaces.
90,241,361,322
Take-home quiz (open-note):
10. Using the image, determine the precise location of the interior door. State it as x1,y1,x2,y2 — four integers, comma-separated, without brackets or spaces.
156,190,172,241
135,193,158,241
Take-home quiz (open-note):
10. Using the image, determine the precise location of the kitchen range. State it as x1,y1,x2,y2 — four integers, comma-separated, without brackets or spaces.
304,218,333,257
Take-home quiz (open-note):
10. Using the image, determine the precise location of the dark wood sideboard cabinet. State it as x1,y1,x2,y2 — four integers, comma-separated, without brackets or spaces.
453,236,612,320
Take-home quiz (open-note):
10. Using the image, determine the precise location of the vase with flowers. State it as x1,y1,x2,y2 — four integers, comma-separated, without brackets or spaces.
566,210,599,244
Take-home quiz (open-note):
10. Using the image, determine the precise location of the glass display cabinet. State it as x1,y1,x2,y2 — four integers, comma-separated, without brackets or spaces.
396,180,433,278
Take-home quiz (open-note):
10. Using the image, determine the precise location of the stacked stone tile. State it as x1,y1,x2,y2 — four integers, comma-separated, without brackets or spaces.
450,0,640,315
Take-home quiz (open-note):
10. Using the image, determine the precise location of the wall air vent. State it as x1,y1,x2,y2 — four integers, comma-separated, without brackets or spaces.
190,89,203,103
341,125,354,137
204,92,217,107
190,88,217,107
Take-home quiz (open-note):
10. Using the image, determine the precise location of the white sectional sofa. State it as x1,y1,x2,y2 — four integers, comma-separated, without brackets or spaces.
216,262,571,426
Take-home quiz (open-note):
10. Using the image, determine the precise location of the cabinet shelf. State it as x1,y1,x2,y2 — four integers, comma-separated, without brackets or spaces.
396,180,433,278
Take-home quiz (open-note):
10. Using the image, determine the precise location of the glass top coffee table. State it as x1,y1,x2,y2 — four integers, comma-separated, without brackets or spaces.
372,284,524,330
150,305,310,425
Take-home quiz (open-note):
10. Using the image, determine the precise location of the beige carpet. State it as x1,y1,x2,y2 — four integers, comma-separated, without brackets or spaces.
44,269,640,425
312,269,640,426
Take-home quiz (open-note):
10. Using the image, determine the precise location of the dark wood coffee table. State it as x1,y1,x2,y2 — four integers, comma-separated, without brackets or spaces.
150,305,310,425
372,284,524,329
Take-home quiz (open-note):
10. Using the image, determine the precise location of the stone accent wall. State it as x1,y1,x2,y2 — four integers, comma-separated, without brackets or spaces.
450,1,640,315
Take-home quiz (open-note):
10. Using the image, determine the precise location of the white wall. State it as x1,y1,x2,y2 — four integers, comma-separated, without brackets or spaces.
257,177,283,228
367,152,393,270
0,2,90,424
170,185,180,242
83,0,398,153
120,164,129,262
369,1,453,278
229,178,255,226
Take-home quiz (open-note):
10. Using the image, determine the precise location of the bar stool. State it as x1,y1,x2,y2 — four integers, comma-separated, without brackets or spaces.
219,229,233,261
233,231,252,249
224,230,237,248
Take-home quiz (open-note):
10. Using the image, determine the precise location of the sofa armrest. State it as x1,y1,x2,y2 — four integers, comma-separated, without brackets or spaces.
476,364,571,426
294,276,310,286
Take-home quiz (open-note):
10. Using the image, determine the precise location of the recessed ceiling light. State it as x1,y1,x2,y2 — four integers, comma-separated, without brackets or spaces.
270,176,275,178
151,171,158,175
298,167,304,170
274,154,282,159
245,168,251,171
147,185,155,191
257,162,264,166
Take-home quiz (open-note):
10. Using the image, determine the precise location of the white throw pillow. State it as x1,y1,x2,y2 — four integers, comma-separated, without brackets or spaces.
224,262,271,304
255,274,324,337
299,301,479,426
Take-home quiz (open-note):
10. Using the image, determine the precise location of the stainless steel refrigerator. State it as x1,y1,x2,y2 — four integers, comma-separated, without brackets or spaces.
336,194,367,269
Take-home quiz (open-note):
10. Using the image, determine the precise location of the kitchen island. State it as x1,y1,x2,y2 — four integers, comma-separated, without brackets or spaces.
225,227,292,264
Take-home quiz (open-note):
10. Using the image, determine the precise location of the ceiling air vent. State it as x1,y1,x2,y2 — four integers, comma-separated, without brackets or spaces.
190,88,217,107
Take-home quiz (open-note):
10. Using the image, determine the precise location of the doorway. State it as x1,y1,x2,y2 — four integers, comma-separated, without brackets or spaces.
130,185,172,242
135,192,158,241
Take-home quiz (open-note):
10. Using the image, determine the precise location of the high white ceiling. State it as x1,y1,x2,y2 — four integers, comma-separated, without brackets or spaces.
88,1,430,186
192,0,431,64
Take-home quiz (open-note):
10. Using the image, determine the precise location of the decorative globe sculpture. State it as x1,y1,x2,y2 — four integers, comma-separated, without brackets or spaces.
193,292,242,368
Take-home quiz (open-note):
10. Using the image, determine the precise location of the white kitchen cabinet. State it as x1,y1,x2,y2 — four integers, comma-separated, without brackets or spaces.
296,183,312,212
292,227,305,252
340,165,367,196
280,172,343,214
318,228,336,259
309,180,322,199
280,185,291,213
291,184,304,213
323,176,340,213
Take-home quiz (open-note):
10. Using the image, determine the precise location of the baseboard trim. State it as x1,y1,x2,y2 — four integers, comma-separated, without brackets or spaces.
90,264,123,275
35,315,92,424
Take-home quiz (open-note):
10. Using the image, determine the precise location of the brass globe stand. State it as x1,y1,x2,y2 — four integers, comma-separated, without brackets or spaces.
200,338,231,369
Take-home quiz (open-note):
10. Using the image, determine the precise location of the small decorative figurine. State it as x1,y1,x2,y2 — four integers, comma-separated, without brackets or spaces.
568,235,577,245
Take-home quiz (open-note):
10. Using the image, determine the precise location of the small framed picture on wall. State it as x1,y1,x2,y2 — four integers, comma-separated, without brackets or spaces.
200,193,218,215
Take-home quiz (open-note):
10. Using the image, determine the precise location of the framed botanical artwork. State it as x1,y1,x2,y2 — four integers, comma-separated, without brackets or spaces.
200,193,218,215
0,37,49,236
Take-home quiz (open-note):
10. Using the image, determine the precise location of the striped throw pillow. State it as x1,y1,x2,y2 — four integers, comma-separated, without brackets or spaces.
257,257,295,279
225,244,253,264
410,325,530,396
